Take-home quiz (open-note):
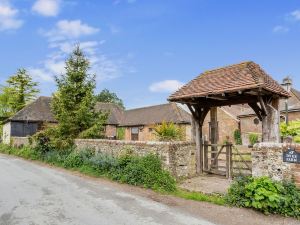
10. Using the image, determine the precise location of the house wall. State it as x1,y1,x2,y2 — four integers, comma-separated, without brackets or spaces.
202,108,239,144
2,121,40,144
239,111,300,145
2,122,11,144
74,139,196,178
105,125,117,138
10,122,38,137
123,124,192,142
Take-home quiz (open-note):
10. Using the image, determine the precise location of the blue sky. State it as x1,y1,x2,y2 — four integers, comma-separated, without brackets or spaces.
0,0,300,109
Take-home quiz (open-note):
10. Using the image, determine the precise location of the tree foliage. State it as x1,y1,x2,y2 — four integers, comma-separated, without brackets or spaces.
95,89,125,109
0,69,39,117
51,46,107,143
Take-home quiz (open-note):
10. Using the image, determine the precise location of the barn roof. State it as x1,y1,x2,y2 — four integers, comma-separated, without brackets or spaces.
9,96,57,123
169,61,290,102
7,97,191,126
94,102,124,125
120,103,191,126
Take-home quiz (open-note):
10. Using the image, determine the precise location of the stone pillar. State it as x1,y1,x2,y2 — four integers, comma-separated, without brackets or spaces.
252,143,293,181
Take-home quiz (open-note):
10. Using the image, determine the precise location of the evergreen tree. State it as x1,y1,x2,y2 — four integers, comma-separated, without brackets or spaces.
95,89,125,109
0,69,39,115
51,46,105,139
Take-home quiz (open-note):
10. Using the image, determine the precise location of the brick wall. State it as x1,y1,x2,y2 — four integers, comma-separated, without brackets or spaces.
202,108,239,143
74,139,196,178
123,124,192,142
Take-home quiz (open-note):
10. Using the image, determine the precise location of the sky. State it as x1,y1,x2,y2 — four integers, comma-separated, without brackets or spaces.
0,0,300,109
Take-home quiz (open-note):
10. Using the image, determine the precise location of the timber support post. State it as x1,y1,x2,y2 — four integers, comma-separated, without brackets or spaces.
262,97,280,142
210,107,218,168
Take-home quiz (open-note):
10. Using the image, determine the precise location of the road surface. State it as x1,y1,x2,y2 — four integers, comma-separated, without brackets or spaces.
0,154,215,225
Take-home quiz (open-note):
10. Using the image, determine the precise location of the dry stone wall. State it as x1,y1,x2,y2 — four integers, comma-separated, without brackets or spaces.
74,139,196,178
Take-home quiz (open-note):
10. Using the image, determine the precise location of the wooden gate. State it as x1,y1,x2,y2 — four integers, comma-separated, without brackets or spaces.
203,141,252,178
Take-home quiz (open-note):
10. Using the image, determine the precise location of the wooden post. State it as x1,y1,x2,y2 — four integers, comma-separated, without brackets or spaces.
195,121,202,174
204,140,208,171
226,143,233,179
262,98,280,142
210,107,218,168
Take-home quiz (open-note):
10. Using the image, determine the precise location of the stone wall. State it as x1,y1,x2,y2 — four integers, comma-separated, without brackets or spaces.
252,142,300,185
74,139,196,178
10,137,30,148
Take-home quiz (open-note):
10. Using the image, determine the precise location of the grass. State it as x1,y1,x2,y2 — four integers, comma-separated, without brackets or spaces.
173,189,226,205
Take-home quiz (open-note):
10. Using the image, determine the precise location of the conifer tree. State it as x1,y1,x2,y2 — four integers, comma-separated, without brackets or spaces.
52,46,105,139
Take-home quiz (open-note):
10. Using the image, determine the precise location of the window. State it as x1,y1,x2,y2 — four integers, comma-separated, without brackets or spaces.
131,127,139,141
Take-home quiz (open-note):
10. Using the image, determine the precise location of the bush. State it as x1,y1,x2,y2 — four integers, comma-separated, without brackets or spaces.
280,120,300,137
113,153,176,192
233,129,242,145
88,153,118,173
0,143,176,193
226,176,300,218
117,127,125,140
154,121,183,141
63,149,94,168
249,133,259,146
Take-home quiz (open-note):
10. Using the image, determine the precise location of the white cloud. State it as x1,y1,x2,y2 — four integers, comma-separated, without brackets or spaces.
273,25,289,33
30,41,123,83
0,1,23,31
149,80,184,93
44,20,99,41
32,0,61,17
290,10,300,21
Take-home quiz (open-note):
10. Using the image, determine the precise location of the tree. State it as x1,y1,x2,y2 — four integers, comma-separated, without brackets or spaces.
0,69,39,116
51,46,106,141
95,89,125,109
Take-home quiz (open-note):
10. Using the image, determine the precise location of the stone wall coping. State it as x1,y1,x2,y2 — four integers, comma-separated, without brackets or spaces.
253,142,300,149
74,139,194,146
11,137,30,140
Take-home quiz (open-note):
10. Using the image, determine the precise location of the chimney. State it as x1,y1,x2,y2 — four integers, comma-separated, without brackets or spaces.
281,76,292,93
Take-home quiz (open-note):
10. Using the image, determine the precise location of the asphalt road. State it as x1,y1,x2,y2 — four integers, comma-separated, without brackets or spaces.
0,154,215,225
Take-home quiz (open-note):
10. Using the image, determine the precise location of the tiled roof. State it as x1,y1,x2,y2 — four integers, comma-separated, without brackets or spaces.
120,103,191,126
169,61,290,101
9,98,191,126
9,96,57,122
238,88,300,117
94,102,124,125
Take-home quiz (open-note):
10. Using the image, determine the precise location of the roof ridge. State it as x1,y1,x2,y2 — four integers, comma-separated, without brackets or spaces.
202,61,252,75
125,103,171,112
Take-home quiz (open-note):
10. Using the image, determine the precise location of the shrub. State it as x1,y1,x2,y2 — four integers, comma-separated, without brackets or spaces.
88,153,118,173
154,121,183,141
226,176,300,218
233,129,242,145
294,136,300,144
249,133,259,146
117,127,125,140
63,149,94,168
280,120,300,137
113,154,176,192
